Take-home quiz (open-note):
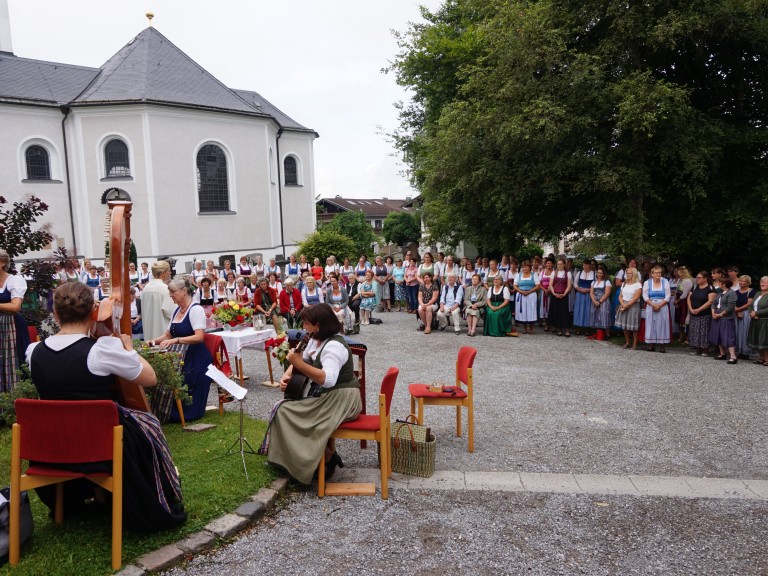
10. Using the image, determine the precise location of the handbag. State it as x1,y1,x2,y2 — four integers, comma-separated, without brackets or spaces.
0,486,34,562
390,415,436,478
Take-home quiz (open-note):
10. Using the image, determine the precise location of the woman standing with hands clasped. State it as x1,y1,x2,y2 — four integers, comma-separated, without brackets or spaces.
260,304,362,483
687,271,717,356
747,276,768,366
709,277,738,364
615,267,643,349
643,265,671,353
548,258,572,337
589,265,612,337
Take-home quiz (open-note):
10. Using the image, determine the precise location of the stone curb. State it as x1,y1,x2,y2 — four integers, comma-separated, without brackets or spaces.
116,476,289,575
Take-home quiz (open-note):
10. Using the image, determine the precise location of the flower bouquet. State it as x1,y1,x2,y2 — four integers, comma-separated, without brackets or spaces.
212,300,254,329
133,340,191,423
265,335,290,369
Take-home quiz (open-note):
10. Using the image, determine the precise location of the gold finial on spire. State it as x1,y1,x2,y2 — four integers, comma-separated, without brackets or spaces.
146,12,154,26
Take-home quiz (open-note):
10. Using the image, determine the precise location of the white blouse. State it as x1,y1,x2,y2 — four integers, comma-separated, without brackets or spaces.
303,338,348,389
27,334,143,381
0,274,27,299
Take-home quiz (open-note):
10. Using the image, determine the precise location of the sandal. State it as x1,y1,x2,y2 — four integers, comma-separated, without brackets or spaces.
714,354,726,360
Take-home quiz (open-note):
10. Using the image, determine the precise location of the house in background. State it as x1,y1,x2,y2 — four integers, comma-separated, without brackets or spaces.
316,196,413,235
0,10,317,269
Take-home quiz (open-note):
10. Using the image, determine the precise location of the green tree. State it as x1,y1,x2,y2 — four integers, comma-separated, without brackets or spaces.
325,211,378,259
297,228,357,265
0,195,54,263
382,211,421,247
388,0,768,272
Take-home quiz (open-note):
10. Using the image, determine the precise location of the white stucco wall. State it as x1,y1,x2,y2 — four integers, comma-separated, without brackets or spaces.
1,102,316,264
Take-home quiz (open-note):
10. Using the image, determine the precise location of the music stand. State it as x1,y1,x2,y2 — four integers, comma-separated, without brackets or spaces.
206,365,257,478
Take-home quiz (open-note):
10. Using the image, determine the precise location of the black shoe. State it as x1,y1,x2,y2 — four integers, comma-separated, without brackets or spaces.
647,346,656,352
325,452,344,479
726,358,738,365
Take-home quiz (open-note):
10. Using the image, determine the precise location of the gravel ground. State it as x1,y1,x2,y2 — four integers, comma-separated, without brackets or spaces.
209,309,768,479
179,309,768,575
166,490,768,576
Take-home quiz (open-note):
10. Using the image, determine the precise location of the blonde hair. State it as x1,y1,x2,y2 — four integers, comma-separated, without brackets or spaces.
625,267,640,284
738,274,752,287
151,260,170,277
0,249,9,272
677,266,692,280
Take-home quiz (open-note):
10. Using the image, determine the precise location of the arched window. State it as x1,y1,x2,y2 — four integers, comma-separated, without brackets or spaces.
25,145,51,180
105,139,130,177
284,156,298,185
196,144,229,212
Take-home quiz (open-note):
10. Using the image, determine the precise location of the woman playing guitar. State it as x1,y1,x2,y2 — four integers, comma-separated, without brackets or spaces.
261,304,361,483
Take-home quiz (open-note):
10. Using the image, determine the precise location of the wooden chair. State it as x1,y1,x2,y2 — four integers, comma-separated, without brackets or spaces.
10,399,124,570
318,366,399,500
409,346,477,452
204,333,234,415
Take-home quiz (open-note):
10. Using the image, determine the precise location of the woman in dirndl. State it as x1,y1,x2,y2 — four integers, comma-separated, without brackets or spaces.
359,269,379,325
734,275,756,360
484,274,512,337
538,259,554,331
548,258,572,337
0,249,29,392
514,260,539,334
261,304,362,483
151,277,213,422
747,276,768,366
589,266,612,336
615,267,643,349
642,265,671,353
572,261,595,335
687,271,716,356
709,277,738,363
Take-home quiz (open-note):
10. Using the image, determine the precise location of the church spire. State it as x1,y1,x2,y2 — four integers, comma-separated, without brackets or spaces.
0,0,13,54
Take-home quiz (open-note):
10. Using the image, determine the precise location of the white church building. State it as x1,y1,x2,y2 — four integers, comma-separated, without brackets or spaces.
0,6,317,269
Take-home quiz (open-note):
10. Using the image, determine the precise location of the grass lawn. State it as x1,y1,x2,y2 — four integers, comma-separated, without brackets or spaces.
0,410,277,576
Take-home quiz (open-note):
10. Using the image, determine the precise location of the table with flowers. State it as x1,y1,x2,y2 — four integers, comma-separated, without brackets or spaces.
217,327,278,387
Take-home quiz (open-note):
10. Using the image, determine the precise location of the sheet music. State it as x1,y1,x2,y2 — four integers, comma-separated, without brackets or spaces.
206,364,248,400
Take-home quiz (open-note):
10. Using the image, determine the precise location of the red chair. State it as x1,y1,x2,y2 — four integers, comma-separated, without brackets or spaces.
318,367,399,500
9,399,124,570
27,326,39,343
409,346,477,452
204,333,234,415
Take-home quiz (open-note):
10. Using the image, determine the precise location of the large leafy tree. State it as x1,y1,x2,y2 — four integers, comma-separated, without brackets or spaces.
382,211,421,247
388,0,768,272
325,211,378,259
298,228,357,265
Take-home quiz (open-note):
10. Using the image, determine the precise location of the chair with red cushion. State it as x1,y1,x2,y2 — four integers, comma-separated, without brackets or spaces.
318,366,399,500
409,346,477,452
204,333,234,415
9,399,124,570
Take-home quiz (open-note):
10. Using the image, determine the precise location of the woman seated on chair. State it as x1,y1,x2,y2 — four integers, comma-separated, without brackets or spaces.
149,277,213,423
25,282,186,532
260,304,362,484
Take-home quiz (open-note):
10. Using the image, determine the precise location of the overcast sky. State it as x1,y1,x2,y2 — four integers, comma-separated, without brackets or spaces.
7,0,441,200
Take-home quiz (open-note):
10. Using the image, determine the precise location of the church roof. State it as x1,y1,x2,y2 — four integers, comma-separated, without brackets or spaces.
232,88,315,134
73,27,262,116
317,197,412,218
0,27,315,133
0,54,98,106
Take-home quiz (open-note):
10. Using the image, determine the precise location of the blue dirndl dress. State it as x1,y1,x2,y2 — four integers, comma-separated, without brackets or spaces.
573,271,593,328
0,283,30,392
168,303,213,423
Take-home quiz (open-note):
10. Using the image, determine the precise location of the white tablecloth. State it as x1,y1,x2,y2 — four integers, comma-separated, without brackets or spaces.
218,327,276,359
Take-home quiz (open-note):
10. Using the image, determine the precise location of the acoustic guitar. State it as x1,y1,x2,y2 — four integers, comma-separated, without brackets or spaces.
283,332,322,400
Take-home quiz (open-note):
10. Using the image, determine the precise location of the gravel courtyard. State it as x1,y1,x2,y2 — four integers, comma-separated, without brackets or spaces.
166,309,768,575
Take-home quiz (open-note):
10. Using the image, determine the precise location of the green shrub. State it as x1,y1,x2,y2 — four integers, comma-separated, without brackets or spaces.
0,364,40,427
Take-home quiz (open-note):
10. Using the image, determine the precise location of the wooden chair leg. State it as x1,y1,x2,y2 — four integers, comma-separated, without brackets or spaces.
417,399,424,425
379,434,388,500
318,456,326,497
467,401,474,453
9,424,21,566
112,426,123,570
410,395,416,419
175,395,186,428
456,405,462,437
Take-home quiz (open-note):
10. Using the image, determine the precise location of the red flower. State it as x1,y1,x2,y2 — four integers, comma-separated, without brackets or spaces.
228,320,237,327
236,315,244,322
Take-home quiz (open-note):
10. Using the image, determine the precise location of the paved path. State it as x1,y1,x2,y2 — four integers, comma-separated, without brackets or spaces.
334,468,768,500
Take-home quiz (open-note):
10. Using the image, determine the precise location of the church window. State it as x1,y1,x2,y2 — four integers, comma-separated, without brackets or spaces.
197,144,229,212
25,145,51,180
284,156,298,185
105,139,131,177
